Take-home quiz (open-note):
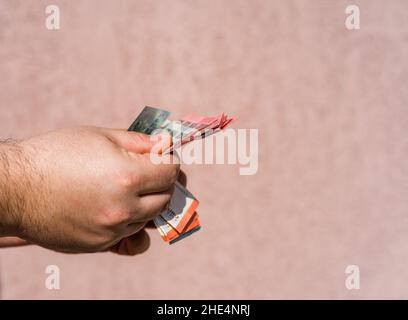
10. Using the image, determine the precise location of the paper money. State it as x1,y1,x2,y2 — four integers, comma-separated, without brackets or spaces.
129,106,234,244
154,212,201,244
159,181,199,233
128,106,170,135
164,113,236,152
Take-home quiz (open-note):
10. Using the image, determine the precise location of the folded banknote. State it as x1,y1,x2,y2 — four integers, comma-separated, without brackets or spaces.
128,106,234,244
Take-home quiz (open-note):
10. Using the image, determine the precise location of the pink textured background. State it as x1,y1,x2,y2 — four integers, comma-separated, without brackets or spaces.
0,0,407,299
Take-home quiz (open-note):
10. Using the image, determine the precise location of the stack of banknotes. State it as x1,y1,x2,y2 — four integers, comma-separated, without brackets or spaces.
128,106,235,244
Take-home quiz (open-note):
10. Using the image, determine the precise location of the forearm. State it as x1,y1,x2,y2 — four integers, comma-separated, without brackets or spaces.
0,141,27,237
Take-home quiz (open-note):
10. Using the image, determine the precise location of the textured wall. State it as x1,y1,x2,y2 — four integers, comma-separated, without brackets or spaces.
0,0,407,299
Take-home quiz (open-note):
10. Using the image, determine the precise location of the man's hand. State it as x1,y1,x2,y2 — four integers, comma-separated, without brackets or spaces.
0,126,179,254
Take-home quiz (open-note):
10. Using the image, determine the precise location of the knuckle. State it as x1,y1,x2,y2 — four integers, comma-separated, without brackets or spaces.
117,169,140,190
100,208,131,226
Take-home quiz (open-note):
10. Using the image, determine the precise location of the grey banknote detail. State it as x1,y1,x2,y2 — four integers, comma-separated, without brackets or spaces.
128,106,171,134
169,226,201,245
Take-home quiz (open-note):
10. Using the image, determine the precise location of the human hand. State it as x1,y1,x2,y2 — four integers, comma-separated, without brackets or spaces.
0,126,179,253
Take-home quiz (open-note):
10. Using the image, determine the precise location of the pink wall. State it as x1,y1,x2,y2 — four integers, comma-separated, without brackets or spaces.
0,0,407,299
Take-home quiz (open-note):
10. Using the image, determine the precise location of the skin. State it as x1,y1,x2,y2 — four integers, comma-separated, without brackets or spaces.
0,126,180,255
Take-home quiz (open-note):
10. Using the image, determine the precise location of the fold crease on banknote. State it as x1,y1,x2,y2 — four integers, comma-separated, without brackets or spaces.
128,106,235,244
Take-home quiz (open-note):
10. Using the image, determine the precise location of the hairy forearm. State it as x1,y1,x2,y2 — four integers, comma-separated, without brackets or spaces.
0,141,27,236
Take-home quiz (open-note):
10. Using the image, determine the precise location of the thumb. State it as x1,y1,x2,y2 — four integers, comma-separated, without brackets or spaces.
107,129,157,154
